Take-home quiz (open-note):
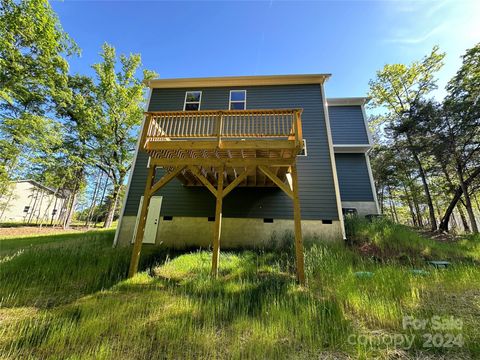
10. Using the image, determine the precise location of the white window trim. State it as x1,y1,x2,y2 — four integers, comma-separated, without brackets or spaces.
299,139,308,156
229,90,247,110
183,90,202,111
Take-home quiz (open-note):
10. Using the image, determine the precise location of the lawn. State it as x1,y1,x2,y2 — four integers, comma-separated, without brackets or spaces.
0,221,479,359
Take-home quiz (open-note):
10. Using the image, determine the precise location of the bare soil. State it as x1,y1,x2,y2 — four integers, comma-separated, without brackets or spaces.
0,226,82,238
417,229,458,242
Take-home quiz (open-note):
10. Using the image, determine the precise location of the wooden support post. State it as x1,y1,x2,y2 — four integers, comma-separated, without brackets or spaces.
290,165,305,285
211,166,224,277
295,110,303,150
128,165,156,277
128,166,184,277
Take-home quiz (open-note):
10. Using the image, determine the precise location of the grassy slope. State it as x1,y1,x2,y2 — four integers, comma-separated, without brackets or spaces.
0,222,479,359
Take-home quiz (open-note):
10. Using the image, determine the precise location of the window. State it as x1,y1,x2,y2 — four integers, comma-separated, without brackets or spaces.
229,90,246,110
183,91,202,111
299,139,308,156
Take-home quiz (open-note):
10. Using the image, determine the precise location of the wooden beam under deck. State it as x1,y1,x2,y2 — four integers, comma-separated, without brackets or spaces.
145,139,297,151
149,157,295,168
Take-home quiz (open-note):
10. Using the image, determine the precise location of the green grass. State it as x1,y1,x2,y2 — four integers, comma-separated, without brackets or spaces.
0,228,112,254
0,221,479,359
346,217,480,264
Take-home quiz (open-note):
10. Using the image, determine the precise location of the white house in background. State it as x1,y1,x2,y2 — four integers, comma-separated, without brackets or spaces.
0,180,67,224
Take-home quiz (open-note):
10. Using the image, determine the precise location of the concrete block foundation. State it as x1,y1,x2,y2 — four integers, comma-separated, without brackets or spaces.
116,216,343,249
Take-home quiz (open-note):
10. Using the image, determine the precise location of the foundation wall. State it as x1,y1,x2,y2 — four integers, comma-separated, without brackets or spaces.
117,216,343,249
341,201,378,217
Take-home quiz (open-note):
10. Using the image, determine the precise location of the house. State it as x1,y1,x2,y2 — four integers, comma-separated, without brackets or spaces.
114,74,379,282
0,180,67,224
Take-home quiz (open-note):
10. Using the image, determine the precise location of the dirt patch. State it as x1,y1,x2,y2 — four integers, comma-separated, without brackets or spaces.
0,226,82,238
357,242,383,258
417,229,458,243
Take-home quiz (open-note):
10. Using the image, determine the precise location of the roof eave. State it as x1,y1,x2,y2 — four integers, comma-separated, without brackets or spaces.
327,97,371,106
15,179,63,197
144,74,332,89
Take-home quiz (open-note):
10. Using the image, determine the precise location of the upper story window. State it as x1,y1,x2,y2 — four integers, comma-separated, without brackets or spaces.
229,90,246,110
184,91,202,111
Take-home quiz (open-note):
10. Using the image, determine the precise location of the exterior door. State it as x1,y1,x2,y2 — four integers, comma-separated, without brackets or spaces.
131,196,162,244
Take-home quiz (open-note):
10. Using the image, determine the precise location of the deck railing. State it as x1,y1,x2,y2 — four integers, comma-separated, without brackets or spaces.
142,109,303,146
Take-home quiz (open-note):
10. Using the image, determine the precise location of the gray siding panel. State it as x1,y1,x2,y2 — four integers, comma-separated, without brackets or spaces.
329,106,369,144
125,84,339,220
335,153,374,201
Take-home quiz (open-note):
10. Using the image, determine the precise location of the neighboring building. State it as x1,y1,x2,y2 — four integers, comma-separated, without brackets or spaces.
0,180,66,224
115,74,379,250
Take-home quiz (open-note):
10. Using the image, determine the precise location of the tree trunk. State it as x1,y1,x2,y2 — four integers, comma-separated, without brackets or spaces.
39,191,56,228
63,192,78,229
439,167,480,232
85,171,102,228
411,187,424,227
103,183,121,228
402,183,417,226
406,135,437,230
451,211,458,230
456,165,478,233
94,177,109,228
57,194,69,227
388,186,399,223
27,189,39,224
404,171,423,227
0,185,14,220
50,196,59,226
457,202,470,233
35,190,45,224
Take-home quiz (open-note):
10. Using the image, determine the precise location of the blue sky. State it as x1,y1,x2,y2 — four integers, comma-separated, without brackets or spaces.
52,0,479,100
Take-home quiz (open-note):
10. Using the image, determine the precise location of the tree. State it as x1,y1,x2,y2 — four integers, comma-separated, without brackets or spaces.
0,0,78,194
438,43,480,232
89,43,156,228
368,46,445,230
51,75,100,227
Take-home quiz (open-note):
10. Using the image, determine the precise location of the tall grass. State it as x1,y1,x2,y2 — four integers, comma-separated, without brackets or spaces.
0,230,167,307
346,217,480,264
0,222,479,359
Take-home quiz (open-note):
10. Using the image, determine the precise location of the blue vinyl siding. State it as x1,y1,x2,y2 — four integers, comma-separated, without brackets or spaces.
124,84,339,220
335,153,374,201
329,106,369,144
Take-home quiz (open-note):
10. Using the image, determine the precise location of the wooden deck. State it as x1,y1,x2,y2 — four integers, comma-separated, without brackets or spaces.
129,109,307,284
142,109,303,187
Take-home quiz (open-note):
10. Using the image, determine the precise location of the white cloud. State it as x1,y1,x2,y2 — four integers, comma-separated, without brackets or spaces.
385,24,447,45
